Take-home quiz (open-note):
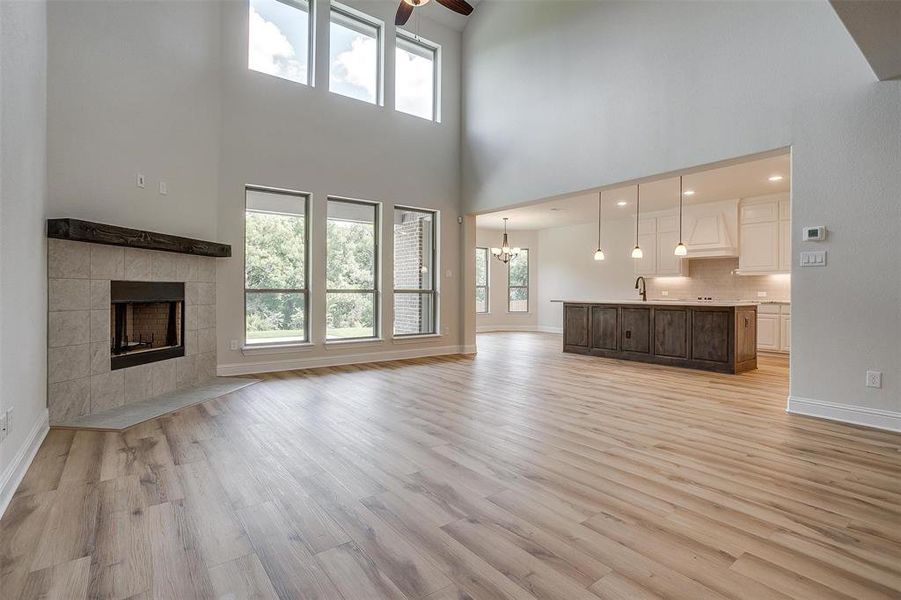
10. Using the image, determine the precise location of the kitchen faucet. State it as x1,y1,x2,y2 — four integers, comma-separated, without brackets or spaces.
635,276,647,301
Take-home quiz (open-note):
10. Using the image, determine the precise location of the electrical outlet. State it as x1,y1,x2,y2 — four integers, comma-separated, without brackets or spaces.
229,339,239,351
866,370,882,389
136,173,146,189
757,291,767,298
660,290,669,296
159,181,168,195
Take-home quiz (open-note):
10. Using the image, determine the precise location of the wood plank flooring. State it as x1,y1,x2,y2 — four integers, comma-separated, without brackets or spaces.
2,332,900,600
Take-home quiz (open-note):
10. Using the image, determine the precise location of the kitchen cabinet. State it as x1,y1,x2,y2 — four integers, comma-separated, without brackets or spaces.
757,303,790,353
739,194,790,274
562,301,757,374
634,216,687,277
780,315,791,351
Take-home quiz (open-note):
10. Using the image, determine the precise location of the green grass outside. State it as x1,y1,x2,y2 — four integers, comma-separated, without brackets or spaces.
247,326,374,342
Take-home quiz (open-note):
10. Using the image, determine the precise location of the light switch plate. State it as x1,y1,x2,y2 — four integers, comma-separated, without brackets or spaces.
800,250,826,267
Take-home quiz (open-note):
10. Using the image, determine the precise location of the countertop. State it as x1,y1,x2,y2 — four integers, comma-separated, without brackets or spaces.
551,299,761,307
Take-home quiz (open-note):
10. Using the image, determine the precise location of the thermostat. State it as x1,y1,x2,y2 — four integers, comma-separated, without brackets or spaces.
802,225,826,241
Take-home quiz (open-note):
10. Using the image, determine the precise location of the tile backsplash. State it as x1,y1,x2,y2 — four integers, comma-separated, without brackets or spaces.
646,258,790,302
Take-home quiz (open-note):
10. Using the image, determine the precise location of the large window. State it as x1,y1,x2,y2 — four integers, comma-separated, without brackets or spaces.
393,207,437,336
475,247,488,314
245,187,309,345
248,0,312,86
327,198,379,340
329,4,382,104
395,32,438,121
508,249,529,313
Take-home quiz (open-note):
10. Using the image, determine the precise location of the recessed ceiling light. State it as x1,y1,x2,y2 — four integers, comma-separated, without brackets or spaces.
617,201,628,207
683,190,695,196
768,175,784,182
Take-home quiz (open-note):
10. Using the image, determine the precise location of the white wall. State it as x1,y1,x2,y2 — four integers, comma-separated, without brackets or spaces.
47,0,222,240
475,228,538,331
536,220,638,333
0,0,49,512
45,0,465,376
463,0,901,428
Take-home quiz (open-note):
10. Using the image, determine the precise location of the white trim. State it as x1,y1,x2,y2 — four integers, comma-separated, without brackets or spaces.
218,344,467,376
476,324,539,333
460,345,477,354
0,409,49,519
787,396,901,433
391,333,442,344
324,338,385,348
475,325,563,334
537,325,563,334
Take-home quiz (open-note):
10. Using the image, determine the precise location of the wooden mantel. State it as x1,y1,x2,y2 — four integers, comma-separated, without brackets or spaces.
47,218,231,258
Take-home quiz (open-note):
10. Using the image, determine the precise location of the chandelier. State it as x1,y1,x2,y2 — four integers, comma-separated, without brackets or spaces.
490,218,521,264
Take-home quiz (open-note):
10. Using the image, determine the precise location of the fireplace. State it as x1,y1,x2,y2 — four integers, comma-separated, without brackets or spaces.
110,281,185,370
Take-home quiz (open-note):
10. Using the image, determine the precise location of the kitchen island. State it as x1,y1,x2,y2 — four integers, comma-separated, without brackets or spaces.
557,300,758,373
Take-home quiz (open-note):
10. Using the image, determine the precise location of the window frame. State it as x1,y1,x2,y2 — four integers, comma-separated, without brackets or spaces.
326,196,381,342
507,248,529,314
475,246,489,314
393,205,439,337
328,2,384,105
248,0,316,87
394,29,441,122
243,185,311,347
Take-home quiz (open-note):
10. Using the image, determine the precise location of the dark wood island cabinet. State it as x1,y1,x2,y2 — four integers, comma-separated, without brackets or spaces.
561,301,757,373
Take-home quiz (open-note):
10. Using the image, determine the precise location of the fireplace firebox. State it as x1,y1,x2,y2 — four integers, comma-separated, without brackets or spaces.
110,281,185,370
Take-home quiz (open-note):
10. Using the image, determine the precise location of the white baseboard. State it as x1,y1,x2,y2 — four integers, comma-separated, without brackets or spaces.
0,409,49,519
476,325,562,334
218,345,471,376
787,396,901,432
476,324,539,333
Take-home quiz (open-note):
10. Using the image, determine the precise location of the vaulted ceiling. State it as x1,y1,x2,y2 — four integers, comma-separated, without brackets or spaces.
831,0,901,80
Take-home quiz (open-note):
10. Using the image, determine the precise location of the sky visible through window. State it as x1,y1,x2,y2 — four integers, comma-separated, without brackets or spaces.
329,14,378,104
249,0,309,84
396,37,435,120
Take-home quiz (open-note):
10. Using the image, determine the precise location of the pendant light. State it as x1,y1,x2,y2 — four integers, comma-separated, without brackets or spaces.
490,218,520,264
631,185,643,259
593,191,605,261
674,175,688,256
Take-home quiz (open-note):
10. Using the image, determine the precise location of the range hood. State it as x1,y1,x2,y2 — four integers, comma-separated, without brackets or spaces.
683,199,739,258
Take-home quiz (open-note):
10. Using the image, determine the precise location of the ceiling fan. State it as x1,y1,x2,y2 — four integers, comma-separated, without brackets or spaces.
395,0,473,26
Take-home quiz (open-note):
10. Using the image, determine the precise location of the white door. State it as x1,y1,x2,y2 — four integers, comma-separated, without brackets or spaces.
757,314,779,350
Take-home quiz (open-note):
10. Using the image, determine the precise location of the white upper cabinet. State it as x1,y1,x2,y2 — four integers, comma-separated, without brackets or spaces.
738,194,790,274
682,199,739,258
634,216,687,277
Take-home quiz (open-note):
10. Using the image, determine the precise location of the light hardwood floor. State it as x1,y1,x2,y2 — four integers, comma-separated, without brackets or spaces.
2,332,900,600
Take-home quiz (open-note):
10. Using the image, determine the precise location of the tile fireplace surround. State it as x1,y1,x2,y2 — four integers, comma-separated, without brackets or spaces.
47,239,219,425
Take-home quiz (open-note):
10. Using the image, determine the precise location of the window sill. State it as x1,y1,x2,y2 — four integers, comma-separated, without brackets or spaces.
392,333,442,344
241,342,315,356
325,338,385,348
506,312,532,316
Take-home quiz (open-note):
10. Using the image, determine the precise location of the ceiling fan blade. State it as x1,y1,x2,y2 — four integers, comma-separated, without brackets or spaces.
435,0,473,16
395,1,414,25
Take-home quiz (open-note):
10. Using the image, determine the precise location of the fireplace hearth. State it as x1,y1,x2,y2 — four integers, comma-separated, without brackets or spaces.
111,281,185,370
